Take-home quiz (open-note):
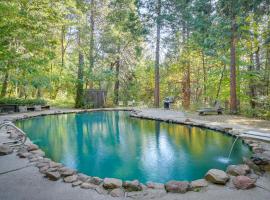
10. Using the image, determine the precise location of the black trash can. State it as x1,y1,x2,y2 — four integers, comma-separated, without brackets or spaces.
164,101,170,109
163,97,171,109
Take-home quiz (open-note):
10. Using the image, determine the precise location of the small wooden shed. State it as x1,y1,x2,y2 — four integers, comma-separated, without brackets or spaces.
84,89,106,108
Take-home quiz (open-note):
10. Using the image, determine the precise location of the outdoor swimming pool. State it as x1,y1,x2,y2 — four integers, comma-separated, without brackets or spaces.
16,111,251,183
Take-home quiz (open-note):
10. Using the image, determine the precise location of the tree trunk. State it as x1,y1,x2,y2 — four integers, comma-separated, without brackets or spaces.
182,63,191,109
255,47,260,71
0,71,8,98
265,19,270,96
61,26,65,69
88,0,95,89
51,87,60,100
195,66,200,102
36,88,42,98
181,22,191,110
229,16,238,114
249,53,256,109
154,0,161,108
202,51,207,103
75,27,84,108
19,86,24,98
114,47,120,105
216,64,226,101
266,47,270,96
255,47,261,95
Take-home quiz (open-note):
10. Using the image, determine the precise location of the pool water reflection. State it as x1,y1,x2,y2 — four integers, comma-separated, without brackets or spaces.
16,111,251,183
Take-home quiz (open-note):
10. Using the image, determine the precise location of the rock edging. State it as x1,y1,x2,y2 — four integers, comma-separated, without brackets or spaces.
1,108,269,197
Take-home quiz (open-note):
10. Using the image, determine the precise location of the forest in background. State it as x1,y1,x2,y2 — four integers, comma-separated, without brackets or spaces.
0,0,270,118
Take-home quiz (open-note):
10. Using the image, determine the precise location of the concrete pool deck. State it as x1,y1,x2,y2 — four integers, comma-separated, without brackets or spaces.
1,108,270,200
133,108,270,135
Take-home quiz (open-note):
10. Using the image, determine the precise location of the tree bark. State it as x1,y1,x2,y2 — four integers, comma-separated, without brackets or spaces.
181,22,191,110
36,88,42,98
88,0,95,89
0,71,9,98
61,26,65,69
216,64,226,101
182,63,191,109
51,26,66,100
255,47,260,71
114,46,120,105
249,53,256,109
229,16,238,114
202,51,207,103
75,27,84,108
266,47,270,96
154,0,161,108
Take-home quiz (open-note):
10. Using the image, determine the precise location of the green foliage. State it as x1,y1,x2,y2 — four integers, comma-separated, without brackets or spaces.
0,0,269,119
0,98,47,106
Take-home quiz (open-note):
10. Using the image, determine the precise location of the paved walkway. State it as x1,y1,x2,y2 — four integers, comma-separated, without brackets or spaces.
1,108,270,200
134,109,270,141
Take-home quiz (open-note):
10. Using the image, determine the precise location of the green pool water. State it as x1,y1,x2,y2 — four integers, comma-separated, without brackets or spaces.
16,111,251,183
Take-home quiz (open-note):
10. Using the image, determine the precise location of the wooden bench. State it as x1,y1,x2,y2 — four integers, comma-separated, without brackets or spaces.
27,105,50,111
41,105,50,110
197,102,223,115
0,104,50,113
0,104,19,113
27,106,35,111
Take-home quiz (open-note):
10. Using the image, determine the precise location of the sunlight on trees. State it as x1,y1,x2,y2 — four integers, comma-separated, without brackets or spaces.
0,0,270,118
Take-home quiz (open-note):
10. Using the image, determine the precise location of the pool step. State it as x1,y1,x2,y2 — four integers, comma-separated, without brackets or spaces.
240,131,270,142
245,131,270,138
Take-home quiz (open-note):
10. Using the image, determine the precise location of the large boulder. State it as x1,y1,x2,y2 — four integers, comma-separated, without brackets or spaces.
232,176,256,190
39,166,49,174
31,149,45,157
252,146,265,154
146,182,164,189
262,164,270,171
251,152,270,165
59,167,76,177
72,180,82,187
29,156,43,162
46,167,58,173
89,176,103,185
17,152,31,158
261,151,270,171
77,173,90,182
48,161,62,168
123,180,142,191
251,152,270,171
36,162,49,168
27,144,39,152
165,181,189,193
45,171,61,181
226,164,250,176
103,178,122,189
63,175,77,183
0,144,13,155
243,157,261,172
39,158,51,163
205,169,229,185
190,179,208,190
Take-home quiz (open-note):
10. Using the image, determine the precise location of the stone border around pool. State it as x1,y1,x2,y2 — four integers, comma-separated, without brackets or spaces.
1,108,270,198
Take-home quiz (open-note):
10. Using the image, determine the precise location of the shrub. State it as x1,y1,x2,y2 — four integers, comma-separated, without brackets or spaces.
0,98,47,106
